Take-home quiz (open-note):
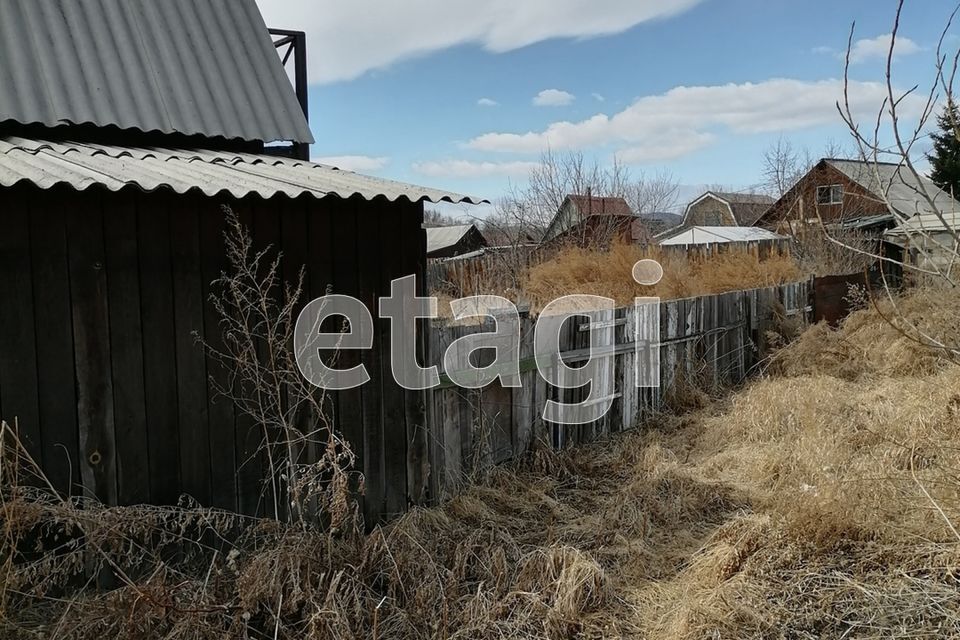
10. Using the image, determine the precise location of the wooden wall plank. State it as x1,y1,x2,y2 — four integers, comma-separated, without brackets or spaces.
225,203,265,516
279,197,320,518
329,197,366,513
199,200,238,512
28,189,79,496
378,201,409,518
354,201,385,526
0,188,42,467
171,199,211,506
104,192,150,505
251,202,284,519
66,189,117,504
138,194,182,505
400,201,429,506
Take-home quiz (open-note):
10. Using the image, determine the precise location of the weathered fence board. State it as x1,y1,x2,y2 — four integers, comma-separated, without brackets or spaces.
425,280,810,501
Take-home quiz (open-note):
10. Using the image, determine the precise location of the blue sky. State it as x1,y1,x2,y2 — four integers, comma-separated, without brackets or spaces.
257,0,956,214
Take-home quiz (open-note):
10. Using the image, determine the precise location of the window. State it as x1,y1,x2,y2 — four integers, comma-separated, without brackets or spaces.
816,185,843,205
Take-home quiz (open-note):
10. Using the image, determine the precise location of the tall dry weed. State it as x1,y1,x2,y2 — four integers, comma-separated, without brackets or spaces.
523,241,803,309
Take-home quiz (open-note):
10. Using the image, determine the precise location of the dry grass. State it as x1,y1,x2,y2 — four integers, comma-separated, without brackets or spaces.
523,242,803,309
5,286,960,639
772,283,960,380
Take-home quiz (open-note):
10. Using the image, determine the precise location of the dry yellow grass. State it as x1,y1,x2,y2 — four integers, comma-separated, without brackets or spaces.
523,242,803,308
773,284,960,379
5,286,960,639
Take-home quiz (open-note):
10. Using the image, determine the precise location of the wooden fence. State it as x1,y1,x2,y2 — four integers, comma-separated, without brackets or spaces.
422,279,810,501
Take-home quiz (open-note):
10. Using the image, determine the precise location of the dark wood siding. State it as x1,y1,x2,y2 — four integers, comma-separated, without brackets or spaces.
0,184,426,524
760,162,886,230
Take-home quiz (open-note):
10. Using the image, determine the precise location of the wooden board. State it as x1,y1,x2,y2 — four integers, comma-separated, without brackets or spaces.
104,192,150,505
138,194,182,505
66,190,117,504
171,200,211,506
28,191,79,496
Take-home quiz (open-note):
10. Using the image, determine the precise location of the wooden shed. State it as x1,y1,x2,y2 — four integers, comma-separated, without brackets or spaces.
0,0,479,524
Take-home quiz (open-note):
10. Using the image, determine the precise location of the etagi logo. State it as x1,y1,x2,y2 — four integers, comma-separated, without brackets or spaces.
295,260,663,426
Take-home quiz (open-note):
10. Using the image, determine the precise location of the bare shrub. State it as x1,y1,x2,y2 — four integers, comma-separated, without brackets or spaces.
198,206,361,529
791,227,880,277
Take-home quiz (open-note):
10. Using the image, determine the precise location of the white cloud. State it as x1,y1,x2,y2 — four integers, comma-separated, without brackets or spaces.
467,78,928,162
477,97,500,107
533,89,576,107
312,155,389,171
616,131,717,164
834,33,921,64
592,93,606,102
413,159,541,179
255,0,703,84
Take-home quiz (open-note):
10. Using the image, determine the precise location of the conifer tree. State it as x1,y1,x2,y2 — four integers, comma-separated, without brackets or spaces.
928,102,960,197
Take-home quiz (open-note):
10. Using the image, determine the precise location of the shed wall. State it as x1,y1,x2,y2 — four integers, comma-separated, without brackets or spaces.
0,184,426,525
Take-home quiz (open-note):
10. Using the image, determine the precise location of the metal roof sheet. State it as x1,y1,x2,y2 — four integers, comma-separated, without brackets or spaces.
0,137,484,204
425,224,479,253
826,160,960,220
885,211,960,236
658,226,786,246
0,0,313,145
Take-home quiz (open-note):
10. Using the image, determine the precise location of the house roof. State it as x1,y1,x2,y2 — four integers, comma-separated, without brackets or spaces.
566,195,634,217
683,191,775,226
0,137,483,203
638,211,683,235
659,226,785,246
885,211,960,236
425,224,486,254
824,159,960,220
0,0,313,145
712,192,775,225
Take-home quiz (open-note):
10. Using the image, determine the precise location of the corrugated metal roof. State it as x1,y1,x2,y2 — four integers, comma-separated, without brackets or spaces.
425,224,478,253
659,226,786,246
0,137,484,204
712,192,776,206
0,0,313,145
826,160,960,220
885,211,960,236
567,195,634,217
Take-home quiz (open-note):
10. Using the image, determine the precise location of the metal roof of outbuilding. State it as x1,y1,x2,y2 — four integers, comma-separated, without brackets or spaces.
425,224,483,254
658,226,786,246
0,0,313,145
0,137,484,204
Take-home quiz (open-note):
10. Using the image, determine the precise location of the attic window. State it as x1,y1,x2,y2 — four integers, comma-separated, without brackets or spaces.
816,185,843,205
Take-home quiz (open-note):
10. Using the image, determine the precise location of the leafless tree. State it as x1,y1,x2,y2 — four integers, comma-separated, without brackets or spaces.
762,137,809,197
832,0,960,357
629,169,681,214
423,208,466,228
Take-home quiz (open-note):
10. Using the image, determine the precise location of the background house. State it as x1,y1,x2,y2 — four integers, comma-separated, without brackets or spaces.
638,211,684,236
0,0,479,523
758,159,959,233
885,211,960,272
426,224,489,259
541,194,648,246
680,192,774,228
